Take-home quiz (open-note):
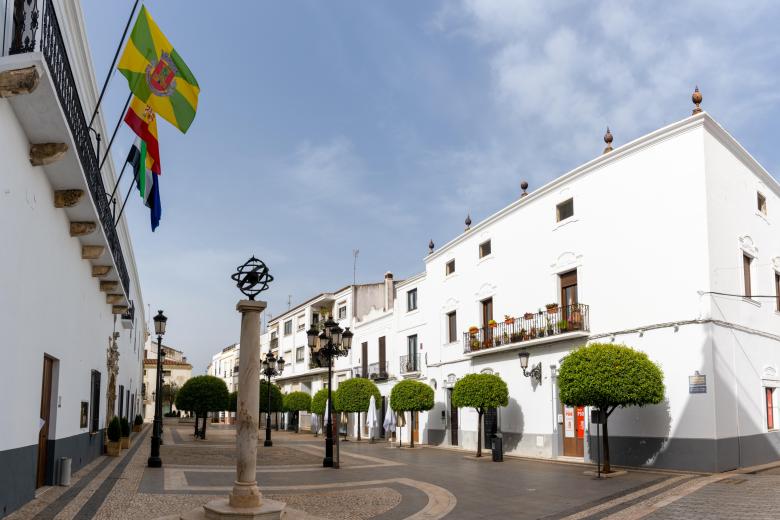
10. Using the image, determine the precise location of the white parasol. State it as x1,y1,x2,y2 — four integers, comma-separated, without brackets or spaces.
366,395,378,441
310,412,319,435
383,399,396,441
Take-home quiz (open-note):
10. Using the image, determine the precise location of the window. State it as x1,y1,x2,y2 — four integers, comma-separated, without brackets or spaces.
776,273,780,312
445,259,455,276
767,387,779,430
556,198,574,222
758,192,767,215
338,305,347,320
447,311,457,343
479,240,491,258
90,370,101,433
297,314,306,331
284,320,293,335
481,297,493,327
312,312,320,325
743,254,752,298
296,347,304,363
407,289,418,311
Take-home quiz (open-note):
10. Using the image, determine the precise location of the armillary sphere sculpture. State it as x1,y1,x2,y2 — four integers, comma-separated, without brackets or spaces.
231,256,273,299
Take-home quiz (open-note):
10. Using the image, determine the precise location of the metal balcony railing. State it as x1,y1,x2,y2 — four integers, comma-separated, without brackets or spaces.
354,366,365,378
270,338,278,350
9,0,130,294
368,362,389,380
463,303,589,354
399,353,422,373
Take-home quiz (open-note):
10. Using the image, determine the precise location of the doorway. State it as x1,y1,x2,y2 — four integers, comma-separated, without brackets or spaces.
379,396,387,438
448,389,458,446
37,356,55,488
562,404,585,457
484,408,498,450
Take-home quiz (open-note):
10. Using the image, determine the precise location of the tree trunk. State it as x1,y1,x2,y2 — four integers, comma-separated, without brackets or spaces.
603,411,611,473
194,413,200,438
201,415,208,439
476,410,483,457
275,412,279,430
357,412,361,441
296,411,300,433
410,412,415,448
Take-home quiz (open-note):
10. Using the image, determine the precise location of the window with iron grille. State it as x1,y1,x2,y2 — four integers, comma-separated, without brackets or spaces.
90,370,101,433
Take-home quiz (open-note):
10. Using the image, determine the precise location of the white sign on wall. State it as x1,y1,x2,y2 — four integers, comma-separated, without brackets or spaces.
564,407,575,438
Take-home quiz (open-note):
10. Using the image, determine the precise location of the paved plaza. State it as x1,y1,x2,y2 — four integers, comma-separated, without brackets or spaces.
8,419,780,520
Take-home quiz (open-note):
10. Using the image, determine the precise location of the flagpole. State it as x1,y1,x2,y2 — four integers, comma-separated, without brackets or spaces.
108,160,131,218
100,91,133,173
114,166,140,228
88,0,141,130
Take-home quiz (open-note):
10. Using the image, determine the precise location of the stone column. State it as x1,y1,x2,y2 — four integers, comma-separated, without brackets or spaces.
196,300,285,520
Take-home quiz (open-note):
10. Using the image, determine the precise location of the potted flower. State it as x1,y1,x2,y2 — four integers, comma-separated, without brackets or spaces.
569,308,583,330
504,315,514,326
529,327,537,340
523,312,534,321
120,417,131,449
468,326,479,336
545,303,559,315
557,319,568,332
488,319,498,328
133,414,143,433
483,339,493,349
107,416,121,456
470,338,481,351
510,331,522,343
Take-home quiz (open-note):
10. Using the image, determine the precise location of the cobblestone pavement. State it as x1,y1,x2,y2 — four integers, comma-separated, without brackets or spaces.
9,419,780,519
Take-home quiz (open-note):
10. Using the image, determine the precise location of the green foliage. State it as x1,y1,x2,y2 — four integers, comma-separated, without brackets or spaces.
334,378,381,413
452,373,509,414
107,416,121,442
134,414,143,426
227,391,237,413
174,375,229,415
390,379,434,412
260,380,283,413
558,343,665,409
120,417,130,437
162,383,179,408
311,388,331,415
284,391,312,412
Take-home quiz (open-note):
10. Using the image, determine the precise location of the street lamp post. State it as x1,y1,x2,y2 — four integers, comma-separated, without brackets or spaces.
261,351,285,446
148,310,167,468
307,317,353,468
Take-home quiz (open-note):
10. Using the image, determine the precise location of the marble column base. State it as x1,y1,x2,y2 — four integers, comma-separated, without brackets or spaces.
229,481,263,508
178,498,286,520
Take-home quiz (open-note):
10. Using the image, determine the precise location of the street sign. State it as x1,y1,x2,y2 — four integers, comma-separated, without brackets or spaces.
689,371,707,394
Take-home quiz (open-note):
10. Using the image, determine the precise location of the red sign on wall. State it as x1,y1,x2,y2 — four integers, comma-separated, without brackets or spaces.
576,407,585,439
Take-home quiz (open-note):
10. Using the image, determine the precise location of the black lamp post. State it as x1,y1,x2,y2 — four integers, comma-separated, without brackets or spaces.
148,310,167,468
261,351,285,446
518,351,542,385
307,317,353,468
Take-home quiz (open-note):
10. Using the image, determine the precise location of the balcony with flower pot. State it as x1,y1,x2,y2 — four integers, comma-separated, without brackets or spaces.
463,304,590,357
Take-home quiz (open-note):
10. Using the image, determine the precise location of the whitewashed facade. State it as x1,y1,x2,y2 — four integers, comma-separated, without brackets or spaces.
254,108,780,473
142,340,193,419
0,0,146,514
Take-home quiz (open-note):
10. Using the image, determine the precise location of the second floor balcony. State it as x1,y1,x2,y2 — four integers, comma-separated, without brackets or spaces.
463,303,590,355
400,353,422,375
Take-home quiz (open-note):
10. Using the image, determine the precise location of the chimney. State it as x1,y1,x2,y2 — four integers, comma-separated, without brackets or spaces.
384,272,394,311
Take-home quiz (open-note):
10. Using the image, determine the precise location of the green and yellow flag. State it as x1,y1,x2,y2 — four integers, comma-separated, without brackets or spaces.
117,5,199,133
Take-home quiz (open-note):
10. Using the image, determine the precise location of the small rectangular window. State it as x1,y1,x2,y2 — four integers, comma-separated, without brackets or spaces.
338,305,347,319
284,320,292,335
445,259,455,276
479,240,492,259
758,192,767,215
743,254,752,298
556,198,574,222
296,346,304,363
407,289,418,311
447,311,457,343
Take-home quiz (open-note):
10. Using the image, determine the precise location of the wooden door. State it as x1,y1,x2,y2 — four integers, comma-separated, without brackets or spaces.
412,411,419,443
449,390,458,446
378,337,386,376
562,404,585,457
379,396,387,438
37,357,54,488
361,342,368,376
560,270,578,321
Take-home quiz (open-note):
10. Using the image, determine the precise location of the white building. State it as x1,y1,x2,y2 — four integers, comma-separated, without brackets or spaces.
0,0,146,514
259,100,780,473
142,339,193,419
208,343,240,393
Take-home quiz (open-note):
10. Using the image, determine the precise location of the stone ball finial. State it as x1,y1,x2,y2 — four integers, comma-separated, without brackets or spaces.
428,239,434,254
520,180,529,197
692,86,703,115
465,214,472,231
603,127,614,154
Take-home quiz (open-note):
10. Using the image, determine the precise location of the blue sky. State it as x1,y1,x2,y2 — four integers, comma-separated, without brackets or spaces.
82,1,780,372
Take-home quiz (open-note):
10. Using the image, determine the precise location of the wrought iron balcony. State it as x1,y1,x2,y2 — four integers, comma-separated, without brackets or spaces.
399,353,422,374
368,362,389,380
463,303,590,354
8,0,130,294
270,338,279,350
354,366,365,378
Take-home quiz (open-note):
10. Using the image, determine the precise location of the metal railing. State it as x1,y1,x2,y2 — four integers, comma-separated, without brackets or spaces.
354,366,365,378
399,353,422,373
270,338,278,350
463,303,589,354
9,0,130,294
368,362,389,380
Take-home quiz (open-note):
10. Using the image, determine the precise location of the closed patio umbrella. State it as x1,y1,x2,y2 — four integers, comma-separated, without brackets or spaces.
366,395,378,443
311,412,319,436
383,400,396,443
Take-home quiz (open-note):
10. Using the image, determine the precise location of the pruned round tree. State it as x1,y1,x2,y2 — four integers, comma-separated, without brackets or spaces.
334,378,381,441
390,379,434,447
558,343,665,473
311,388,339,435
227,391,237,413
451,373,508,457
175,375,229,439
284,391,312,433
259,380,283,430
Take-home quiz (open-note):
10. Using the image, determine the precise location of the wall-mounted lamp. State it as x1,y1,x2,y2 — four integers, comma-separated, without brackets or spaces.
518,351,542,385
